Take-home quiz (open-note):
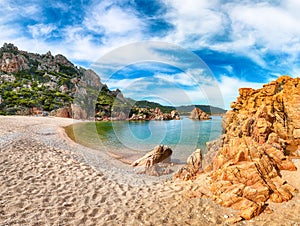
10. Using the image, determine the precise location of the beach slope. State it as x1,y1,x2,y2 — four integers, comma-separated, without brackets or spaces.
0,116,299,225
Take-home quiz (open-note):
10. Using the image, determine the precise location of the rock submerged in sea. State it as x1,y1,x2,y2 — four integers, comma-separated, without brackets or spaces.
179,76,300,221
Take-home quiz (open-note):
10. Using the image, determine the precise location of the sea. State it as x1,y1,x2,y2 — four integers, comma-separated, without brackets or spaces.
65,116,223,163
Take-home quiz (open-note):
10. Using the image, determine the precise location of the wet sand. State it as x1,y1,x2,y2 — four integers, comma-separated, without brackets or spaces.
0,116,299,225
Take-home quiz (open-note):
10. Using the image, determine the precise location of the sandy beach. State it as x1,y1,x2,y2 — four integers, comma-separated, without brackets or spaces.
0,116,300,225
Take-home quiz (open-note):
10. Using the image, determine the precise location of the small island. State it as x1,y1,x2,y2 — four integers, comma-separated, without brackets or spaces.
189,107,212,120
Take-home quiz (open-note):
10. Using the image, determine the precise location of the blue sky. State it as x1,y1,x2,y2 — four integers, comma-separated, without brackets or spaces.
1,0,300,109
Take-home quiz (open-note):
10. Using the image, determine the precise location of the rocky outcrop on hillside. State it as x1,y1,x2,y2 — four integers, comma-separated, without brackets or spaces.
204,76,300,220
189,107,211,120
1,52,29,73
0,43,130,119
0,43,72,74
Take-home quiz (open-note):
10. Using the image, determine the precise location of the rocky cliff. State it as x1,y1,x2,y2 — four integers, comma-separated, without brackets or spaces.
179,76,300,221
1,43,75,74
208,76,300,220
0,43,130,119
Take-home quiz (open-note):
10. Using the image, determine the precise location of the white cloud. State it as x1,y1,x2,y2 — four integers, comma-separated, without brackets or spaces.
0,25,19,42
105,77,149,91
159,0,300,71
0,1,40,22
154,72,197,87
205,1,300,67
28,24,57,39
84,1,143,37
226,2,300,50
152,68,213,88
163,0,224,47
145,87,202,106
49,1,70,12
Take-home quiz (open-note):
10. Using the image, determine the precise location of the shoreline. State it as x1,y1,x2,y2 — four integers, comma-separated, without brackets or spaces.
1,116,300,225
63,116,223,166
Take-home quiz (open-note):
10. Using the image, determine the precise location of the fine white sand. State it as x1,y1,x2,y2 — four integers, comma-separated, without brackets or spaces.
0,116,299,225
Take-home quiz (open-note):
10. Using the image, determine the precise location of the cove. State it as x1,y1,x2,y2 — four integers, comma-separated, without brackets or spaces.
65,116,223,163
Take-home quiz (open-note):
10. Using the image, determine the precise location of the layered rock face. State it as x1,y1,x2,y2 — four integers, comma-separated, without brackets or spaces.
189,107,211,120
1,52,29,73
205,76,300,220
0,43,74,74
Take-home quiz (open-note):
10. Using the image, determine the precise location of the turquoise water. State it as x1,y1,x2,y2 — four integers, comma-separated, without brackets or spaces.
66,116,223,163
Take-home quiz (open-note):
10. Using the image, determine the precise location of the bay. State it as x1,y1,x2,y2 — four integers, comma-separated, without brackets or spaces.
65,116,223,163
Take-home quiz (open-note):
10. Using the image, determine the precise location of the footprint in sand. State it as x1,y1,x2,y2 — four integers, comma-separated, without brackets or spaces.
88,208,101,218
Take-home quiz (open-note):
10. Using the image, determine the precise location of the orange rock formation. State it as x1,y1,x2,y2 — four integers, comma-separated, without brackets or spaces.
180,76,300,221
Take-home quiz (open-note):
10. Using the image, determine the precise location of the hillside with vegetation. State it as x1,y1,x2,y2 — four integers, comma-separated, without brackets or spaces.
133,100,175,113
0,43,133,118
0,43,225,119
176,104,226,115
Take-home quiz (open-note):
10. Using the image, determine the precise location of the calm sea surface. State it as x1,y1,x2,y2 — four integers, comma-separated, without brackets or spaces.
66,116,223,163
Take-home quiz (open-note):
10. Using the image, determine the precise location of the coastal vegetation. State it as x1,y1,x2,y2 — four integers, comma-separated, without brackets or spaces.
0,43,225,119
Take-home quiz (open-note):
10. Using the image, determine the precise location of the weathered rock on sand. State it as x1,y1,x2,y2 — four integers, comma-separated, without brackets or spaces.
174,149,203,180
203,76,300,220
131,145,172,167
189,107,211,120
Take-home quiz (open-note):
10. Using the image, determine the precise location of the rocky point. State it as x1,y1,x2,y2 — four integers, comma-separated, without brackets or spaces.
178,76,300,221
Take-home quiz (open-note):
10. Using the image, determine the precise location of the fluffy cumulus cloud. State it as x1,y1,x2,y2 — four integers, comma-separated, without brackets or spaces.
0,0,300,108
84,1,142,35
221,2,300,61
163,0,225,46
